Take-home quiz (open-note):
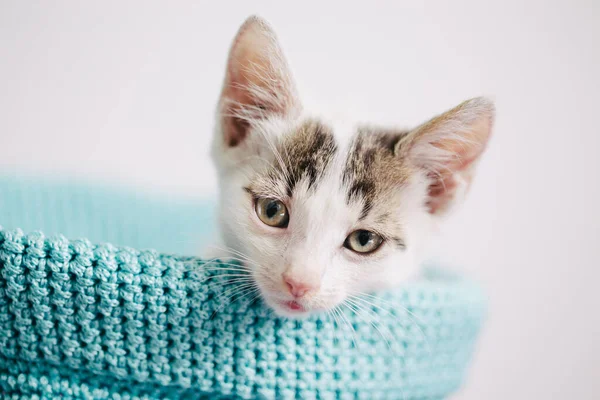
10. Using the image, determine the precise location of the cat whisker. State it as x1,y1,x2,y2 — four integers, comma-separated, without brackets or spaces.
203,257,249,264
217,281,259,300
222,286,260,307
200,262,256,276
201,271,252,279
209,285,261,320
200,265,252,273
343,298,408,400
185,262,242,275
204,261,255,272
205,244,263,269
245,289,264,307
344,297,395,351
209,282,260,312
349,293,432,357
336,304,358,350
200,263,252,271
353,292,428,328
324,309,341,346
207,278,255,289
204,277,255,286
202,254,253,265
329,306,343,340
200,268,252,277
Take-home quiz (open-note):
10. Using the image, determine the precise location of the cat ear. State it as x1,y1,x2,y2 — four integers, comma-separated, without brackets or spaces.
396,97,495,215
218,16,300,147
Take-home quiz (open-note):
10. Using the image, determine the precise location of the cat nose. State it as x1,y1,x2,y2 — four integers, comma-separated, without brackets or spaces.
282,273,319,298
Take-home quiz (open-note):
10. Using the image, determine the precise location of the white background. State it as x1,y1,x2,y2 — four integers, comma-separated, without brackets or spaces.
1,1,599,399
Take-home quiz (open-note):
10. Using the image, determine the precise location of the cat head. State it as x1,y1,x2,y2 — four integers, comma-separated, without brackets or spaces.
211,16,494,317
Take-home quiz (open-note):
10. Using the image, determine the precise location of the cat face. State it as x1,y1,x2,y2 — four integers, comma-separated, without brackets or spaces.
211,16,494,317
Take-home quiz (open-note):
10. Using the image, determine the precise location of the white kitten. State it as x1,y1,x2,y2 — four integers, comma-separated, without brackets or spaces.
210,16,494,318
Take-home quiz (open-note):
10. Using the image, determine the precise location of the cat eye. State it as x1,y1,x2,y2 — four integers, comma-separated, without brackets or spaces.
344,230,383,254
255,198,289,228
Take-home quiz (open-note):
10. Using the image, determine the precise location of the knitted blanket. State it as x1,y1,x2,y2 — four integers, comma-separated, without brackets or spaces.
0,177,486,399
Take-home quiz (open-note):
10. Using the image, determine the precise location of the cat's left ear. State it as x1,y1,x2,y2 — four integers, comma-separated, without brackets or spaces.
397,97,495,215
218,16,300,148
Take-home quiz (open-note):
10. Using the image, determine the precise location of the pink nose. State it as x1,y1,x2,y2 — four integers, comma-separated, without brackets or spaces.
283,274,318,298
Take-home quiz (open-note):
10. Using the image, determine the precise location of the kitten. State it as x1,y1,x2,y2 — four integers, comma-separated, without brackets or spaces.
210,16,494,318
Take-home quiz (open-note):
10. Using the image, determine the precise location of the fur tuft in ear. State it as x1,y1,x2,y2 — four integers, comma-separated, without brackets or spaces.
218,16,300,147
396,97,495,215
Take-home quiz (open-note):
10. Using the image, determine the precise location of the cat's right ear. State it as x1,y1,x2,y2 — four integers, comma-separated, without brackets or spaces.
218,16,300,148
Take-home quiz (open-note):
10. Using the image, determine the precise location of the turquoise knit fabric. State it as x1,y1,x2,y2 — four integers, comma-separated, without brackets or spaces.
0,176,486,399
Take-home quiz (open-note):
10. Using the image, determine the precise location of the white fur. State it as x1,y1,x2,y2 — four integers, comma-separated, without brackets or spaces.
211,111,435,317
207,16,492,318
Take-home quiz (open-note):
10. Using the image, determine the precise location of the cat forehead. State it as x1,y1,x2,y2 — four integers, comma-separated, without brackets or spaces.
248,118,413,216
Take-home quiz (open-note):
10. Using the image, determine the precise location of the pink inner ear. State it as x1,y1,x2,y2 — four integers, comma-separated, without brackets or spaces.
222,110,250,147
426,168,475,214
219,17,298,148
415,98,494,215
426,140,489,215
220,31,267,147
221,68,257,147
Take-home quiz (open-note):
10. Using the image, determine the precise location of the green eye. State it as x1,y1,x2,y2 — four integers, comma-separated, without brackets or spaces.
255,198,289,228
344,230,383,254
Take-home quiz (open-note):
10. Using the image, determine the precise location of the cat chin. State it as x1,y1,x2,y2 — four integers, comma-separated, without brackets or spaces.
261,294,322,318
271,305,313,319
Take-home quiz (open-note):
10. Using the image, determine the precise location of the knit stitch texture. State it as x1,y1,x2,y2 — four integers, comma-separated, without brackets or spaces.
0,177,486,399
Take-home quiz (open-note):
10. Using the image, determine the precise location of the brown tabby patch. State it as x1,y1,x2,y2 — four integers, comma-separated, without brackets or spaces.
342,127,413,219
246,119,337,199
